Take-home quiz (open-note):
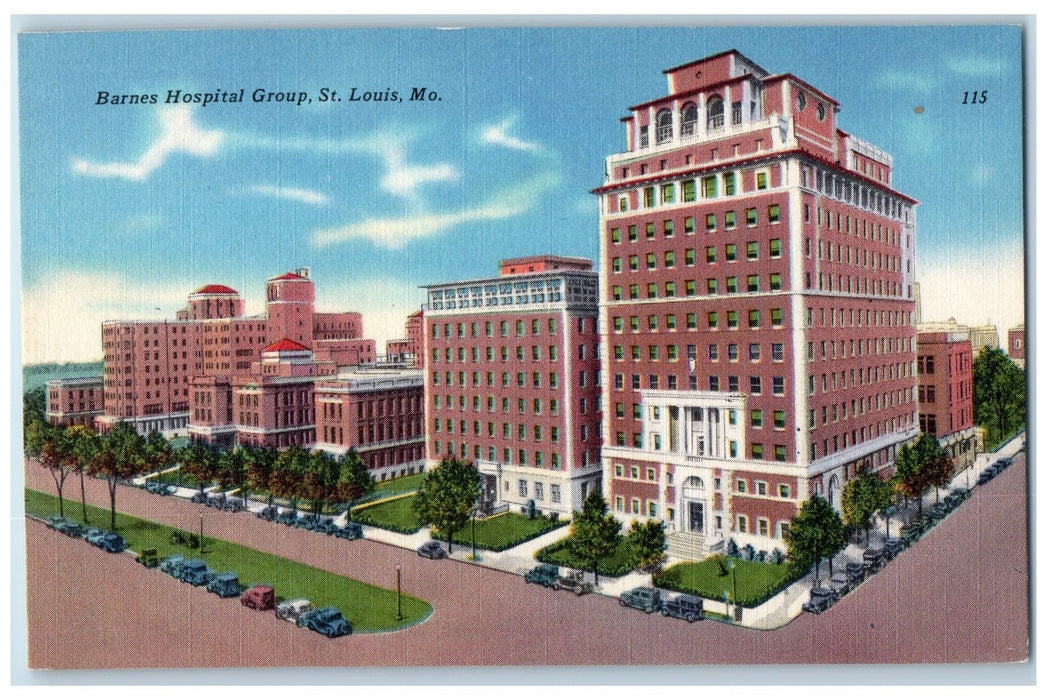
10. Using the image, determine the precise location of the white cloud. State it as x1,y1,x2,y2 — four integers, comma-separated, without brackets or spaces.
120,213,164,235
311,172,559,249
917,238,1025,334
72,106,223,181
21,270,193,364
233,130,458,201
480,115,542,153
238,184,329,206
946,55,1005,78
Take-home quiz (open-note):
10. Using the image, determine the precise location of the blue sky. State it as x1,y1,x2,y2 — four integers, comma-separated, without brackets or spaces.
17,25,1025,363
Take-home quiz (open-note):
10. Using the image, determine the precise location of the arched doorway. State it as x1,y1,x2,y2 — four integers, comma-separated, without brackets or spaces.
828,473,841,511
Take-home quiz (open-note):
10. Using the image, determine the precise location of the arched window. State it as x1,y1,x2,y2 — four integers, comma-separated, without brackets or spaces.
655,109,673,144
706,96,724,130
681,102,697,136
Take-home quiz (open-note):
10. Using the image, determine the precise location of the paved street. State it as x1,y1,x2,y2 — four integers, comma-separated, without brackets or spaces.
22,452,1029,672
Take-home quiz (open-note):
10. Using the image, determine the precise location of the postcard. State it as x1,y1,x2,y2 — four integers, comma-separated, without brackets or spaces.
15,21,1029,680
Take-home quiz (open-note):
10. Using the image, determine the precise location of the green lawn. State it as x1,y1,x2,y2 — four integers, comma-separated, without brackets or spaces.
535,537,638,578
351,494,422,534
376,471,425,494
153,468,211,489
26,489,431,632
434,512,566,552
653,557,795,607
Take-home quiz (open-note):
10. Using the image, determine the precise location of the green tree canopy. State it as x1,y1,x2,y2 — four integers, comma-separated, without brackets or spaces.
90,422,147,529
626,518,667,573
567,491,623,585
413,457,480,554
842,467,893,544
973,347,1026,447
784,494,846,580
335,449,376,506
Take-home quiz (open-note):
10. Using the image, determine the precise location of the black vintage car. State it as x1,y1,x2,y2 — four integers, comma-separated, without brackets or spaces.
862,548,886,574
883,537,903,560
661,594,703,622
803,587,834,614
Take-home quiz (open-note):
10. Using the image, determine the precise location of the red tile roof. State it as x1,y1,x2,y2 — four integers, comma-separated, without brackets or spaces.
271,272,305,281
264,338,311,353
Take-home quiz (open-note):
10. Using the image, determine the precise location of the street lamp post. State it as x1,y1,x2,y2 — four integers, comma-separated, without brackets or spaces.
728,559,737,620
471,507,478,561
395,564,403,621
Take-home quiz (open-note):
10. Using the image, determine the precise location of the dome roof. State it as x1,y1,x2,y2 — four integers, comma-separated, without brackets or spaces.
263,338,311,353
193,284,239,295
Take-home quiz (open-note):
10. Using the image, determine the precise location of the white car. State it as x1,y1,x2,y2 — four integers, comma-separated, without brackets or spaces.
275,598,314,622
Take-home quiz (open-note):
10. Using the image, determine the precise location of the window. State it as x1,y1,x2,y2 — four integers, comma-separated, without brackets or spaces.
747,274,759,292
665,282,676,297
706,246,717,263
774,445,787,462
682,180,696,202
756,481,768,496
751,409,763,427
684,216,696,234
748,309,760,328
736,479,747,493
646,222,656,240
725,211,737,229
728,375,739,392
628,225,638,242
746,208,758,226
687,312,698,330
778,484,791,499
518,480,528,497
703,176,717,198
725,243,737,261
773,376,785,395
643,187,655,207
707,278,718,295
661,184,675,204
756,171,768,190
611,228,621,244
737,515,749,533
708,344,719,360
774,410,786,429
749,343,761,361
656,109,673,144
770,238,782,257
727,343,739,361
706,213,717,231
770,273,782,291
771,308,783,327
664,220,675,237
646,253,657,270
758,518,769,537
726,276,738,294
772,343,784,361
723,172,736,196
750,376,762,394
708,312,719,329
665,251,676,267
768,205,781,224
746,241,758,260
726,310,738,329
751,443,764,459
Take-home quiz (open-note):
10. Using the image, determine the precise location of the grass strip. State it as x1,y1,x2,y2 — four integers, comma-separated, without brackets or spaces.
26,489,431,632
654,557,795,608
434,512,566,552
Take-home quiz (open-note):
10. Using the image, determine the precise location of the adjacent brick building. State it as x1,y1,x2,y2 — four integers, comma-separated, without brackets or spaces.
422,255,602,517
99,268,375,436
916,327,979,471
1008,323,1025,369
45,376,105,427
593,50,919,557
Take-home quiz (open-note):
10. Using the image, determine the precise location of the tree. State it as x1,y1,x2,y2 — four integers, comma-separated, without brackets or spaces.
38,422,73,517
90,422,146,529
144,431,173,477
67,424,101,524
413,456,480,554
273,445,310,510
927,453,955,504
784,495,845,581
895,435,946,517
566,491,623,586
23,387,47,426
334,449,376,506
626,519,667,573
180,442,220,496
842,467,893,545
973,347,1026,447
244,445,277,505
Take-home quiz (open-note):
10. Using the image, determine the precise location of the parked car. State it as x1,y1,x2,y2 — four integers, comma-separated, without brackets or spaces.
83,527,105,544
136,548,160,568
207,572,245,598
240,584,276,611
293,514,319,530
900,523,922,547
191,491,208,504
417,540,448,559
257,505,278,521
883,537,903,560
46,515,67,530
661,594,703,622
554,570,594,596
927,502,949,523
206,493,227,509
146,481,174,496
844,562,865,585
828,571,852,599
945,487,970,509
524,563,560,587
56,519,84,537
313,518,339,535
297,607,352,638
222,498,244,513
334,522,364,540
178,558,217,586
619,586,662,613
275,509,298,526
862,548,886,574
275,598,314,622
96,532,126,553
160,553,186,576
802,587,834,614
